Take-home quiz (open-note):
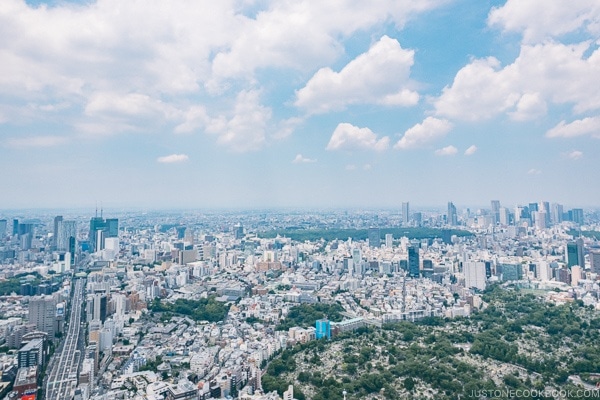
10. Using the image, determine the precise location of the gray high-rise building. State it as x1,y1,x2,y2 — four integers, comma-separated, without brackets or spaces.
408,245,420,278
57,220,77,254
0,219,6,238
89,215,119,252
590,250,600,274
447,202,458,226
53,215,63,250
368,227,381,248
402,202,410,226
491,200,500,224
551,203,564,225
28,296,56,337
567,239,585,268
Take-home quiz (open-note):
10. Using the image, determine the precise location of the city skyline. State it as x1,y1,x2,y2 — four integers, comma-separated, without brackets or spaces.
1,0,600,209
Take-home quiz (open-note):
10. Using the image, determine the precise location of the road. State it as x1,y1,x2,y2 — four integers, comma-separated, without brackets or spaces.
44,278,85,400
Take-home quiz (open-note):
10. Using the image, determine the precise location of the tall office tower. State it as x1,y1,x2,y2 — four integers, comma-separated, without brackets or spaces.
535,211,547,230
385,233,393,248
463,262,487,290
412,212,422,227
352,248,361,268
28,296,56,337
368,227,381,248
105,218,119,238
57,220,77,253
234,224,244,239
12,219,18,235
551,203,564,224
499,207,510,225
0,219,6,238
571,208,584,225
528,202,539,213
88,294,108,323
402,202,410,226
590,250,600,274
89,216,105,252
408,245,420,278
491,200,501,224
541,201,551,226
567,239,585,268
53,215,63,250
89,215,119,252
447,202,458,226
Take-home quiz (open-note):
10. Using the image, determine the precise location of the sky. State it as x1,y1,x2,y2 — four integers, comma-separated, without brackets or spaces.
1,0,599,210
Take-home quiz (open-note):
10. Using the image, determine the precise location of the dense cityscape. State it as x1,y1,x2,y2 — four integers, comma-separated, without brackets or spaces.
0,201,599,399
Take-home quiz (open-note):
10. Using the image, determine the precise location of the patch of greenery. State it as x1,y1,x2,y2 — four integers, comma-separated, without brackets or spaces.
257,227,472,242
276,303,345,331
149,296,230,322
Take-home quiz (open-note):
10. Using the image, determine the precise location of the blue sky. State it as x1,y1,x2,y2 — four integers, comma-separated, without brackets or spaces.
1,0,599,210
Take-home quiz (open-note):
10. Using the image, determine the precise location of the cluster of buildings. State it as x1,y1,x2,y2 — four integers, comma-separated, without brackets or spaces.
0,202,597,399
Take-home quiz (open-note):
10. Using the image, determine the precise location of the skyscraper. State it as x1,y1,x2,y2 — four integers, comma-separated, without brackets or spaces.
402,202,410,226
89,215,119,252
491,200,500,224
447,202,458,226
57,220,77,253
28,296,56,337
590,250,600,274
368,227,380,248
464,262,487,290
0,219,6,238
408,245,420,278
571,208,584,225
566,239,584,268
53,215,63,250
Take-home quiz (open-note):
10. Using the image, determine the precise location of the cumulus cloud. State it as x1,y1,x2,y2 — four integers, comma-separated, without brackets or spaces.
564,150,584,160
434,42,600,121
292,154,316,163
488,0,600,43
464,145,478,155
394,117,452,149
295,35,418,113
210,1,446,83
527,168,542,175
5,135,68,148
434,145,458,156
326,123,389,151
546,117,600,138
157,154,189,163
206,90,272,152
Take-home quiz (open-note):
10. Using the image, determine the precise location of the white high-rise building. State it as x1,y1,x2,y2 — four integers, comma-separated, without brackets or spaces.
464,262,487,290
535,261,552,281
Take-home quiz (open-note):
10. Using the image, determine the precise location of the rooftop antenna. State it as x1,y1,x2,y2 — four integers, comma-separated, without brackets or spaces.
101,201,103,218
95,202,98,218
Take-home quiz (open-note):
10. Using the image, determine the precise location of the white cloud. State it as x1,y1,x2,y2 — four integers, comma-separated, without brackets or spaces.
488,0,600,43
345,164,357,171
546,117,600,138
210,1,446,83
434,145,457,156
295,36,418,114
157,154,189,163
206,90,272,152
174,106,210,134
435,41,600,121
394,117,452,149
464,145,477,156
5,135,68,148
564,150,584,160
326,123,389,151
527,168,542,175
292,154,316,163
